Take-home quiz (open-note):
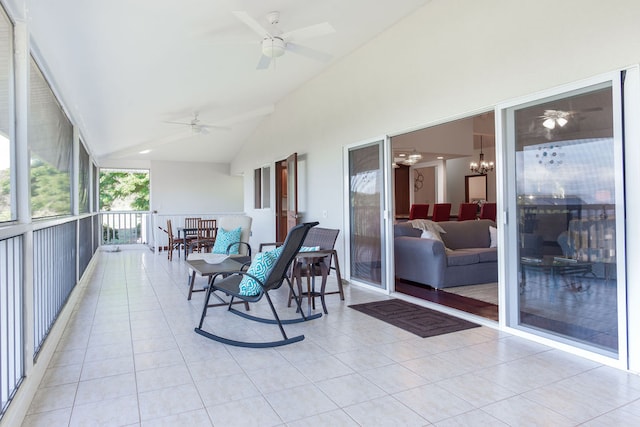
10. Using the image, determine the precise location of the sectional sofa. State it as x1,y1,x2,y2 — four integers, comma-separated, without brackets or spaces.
394,219,498,289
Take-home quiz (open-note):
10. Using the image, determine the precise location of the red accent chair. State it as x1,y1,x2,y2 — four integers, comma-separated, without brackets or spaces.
457,203,478,221
479,202,497,222
431,203,452,222
409,204,429,220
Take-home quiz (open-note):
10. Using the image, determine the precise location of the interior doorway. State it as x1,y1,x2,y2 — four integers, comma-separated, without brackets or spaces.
391,112,499,321
275,153,298,242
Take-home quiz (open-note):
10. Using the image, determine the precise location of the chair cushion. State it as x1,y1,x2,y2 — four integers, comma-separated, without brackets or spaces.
299,246,320,252
213,226,242,254
239,247,283,296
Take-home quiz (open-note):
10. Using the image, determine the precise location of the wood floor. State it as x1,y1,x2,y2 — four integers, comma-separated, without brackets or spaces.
395,279,499,321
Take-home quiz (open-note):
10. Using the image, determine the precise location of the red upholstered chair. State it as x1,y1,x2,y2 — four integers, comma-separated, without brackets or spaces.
479,202,497,222
431,203,452,222
409,204,429,220
457,203,478,221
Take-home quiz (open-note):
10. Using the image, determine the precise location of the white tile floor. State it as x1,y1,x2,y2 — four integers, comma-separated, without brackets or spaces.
21,246,640,426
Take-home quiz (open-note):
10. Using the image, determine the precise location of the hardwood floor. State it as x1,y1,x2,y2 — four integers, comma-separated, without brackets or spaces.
395,279,499,321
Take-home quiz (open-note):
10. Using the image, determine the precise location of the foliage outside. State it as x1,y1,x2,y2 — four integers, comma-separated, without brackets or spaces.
0,167,10,221
99,170,149,211
31,157,72,218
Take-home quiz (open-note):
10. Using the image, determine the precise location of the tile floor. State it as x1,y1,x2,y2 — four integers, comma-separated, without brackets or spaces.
21,246,640,426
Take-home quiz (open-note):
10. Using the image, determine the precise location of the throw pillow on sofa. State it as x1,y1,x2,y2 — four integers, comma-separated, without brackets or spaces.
489,226,498,248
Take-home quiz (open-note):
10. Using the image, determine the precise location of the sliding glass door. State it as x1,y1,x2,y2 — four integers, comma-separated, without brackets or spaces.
345,139,390,289
502,75,626,358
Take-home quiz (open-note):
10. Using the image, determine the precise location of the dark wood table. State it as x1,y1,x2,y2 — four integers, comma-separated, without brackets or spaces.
178,226,217,259
292,249,343,314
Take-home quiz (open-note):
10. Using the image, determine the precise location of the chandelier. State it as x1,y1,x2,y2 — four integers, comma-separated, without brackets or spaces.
469,136,494,175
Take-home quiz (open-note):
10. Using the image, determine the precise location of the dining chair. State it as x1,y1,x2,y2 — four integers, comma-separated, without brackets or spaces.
431,203,452,222
180,217,201,255
195,222,321,348
288,227,343,314
165,219,182,261
190,219,217,253
184,217,201,231
457,203,478,221
409,204,429,220
479,202,497,222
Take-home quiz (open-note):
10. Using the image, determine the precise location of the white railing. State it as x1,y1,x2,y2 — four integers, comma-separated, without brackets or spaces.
0,234,24,417
100,211,151,246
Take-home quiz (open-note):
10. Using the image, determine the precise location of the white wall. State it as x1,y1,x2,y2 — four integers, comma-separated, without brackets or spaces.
150,161,243,215
232,0,640,229
229,0,640,367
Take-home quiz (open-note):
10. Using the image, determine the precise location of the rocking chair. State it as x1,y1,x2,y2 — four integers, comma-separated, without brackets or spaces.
195,222,321,348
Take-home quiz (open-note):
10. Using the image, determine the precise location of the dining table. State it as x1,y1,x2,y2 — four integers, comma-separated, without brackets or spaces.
178,225,217,259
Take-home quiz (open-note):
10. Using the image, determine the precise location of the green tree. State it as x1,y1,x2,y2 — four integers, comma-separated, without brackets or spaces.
99,170,149,211
30,158,71,217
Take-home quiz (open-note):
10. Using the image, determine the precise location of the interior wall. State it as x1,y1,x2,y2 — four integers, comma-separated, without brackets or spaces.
150,161,243,214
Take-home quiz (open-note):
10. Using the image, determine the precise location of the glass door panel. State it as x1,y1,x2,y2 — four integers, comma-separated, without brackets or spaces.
348,141,385,287
507,81,625,356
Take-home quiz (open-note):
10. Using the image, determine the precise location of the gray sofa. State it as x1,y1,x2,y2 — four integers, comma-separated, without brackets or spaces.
394,219,497,289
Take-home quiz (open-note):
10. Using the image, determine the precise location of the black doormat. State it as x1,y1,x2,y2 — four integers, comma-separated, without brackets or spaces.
349,299,480,338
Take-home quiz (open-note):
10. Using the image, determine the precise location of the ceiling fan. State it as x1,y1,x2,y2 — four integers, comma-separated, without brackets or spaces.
232,10,335,69
163,112,229,134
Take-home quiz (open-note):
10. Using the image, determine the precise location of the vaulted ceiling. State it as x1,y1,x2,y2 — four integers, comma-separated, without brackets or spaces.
15,0,430,164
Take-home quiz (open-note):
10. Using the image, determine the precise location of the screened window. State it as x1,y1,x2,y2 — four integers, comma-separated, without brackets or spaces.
254,166,270,209
29,59,73,218
0,7,13,222
78,141,90,213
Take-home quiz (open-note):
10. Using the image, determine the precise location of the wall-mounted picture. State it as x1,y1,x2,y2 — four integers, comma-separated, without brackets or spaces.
465,174,487,203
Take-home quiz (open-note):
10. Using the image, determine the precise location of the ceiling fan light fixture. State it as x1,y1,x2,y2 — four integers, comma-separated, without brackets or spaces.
542,118,556,129
556,117,568,127
262,37,286,58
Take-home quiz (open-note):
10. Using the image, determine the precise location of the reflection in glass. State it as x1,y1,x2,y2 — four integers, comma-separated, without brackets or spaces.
349,143,384,286
29,59,73,218
514,84,619,354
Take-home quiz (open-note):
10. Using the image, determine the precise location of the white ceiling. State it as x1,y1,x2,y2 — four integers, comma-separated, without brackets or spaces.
19,0,430,164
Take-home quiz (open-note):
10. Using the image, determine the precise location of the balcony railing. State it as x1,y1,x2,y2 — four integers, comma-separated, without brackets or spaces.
0,234,24,416
100,211,150,246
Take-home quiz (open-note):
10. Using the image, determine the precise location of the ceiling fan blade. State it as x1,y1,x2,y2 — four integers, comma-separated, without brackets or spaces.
256,54,272,70
215,105,275,126
281,22,335,41
232,11,272,39
286,42,332,63
163,120,192,126
199,124,231,132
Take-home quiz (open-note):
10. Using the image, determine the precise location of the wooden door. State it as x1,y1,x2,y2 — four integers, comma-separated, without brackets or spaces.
275,153,298,241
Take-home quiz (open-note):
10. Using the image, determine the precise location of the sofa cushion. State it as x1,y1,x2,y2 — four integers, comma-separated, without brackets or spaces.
477,248,498,263
440,219,495,249
446,250,480,266
394,222,422,238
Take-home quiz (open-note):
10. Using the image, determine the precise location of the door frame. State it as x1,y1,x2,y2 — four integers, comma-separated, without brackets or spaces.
496,68,638,369
342,135,394,293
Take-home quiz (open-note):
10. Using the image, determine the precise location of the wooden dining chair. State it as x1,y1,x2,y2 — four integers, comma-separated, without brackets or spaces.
165,219,182,261
182,217,201,254
431,203,452,222
457,203,478,221
190,219,217,253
